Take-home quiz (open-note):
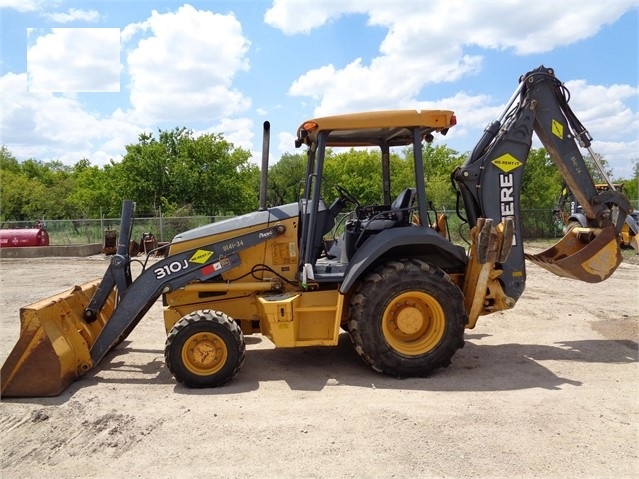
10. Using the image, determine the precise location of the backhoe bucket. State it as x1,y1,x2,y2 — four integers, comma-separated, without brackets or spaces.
1,280,116,397
525,225,622,283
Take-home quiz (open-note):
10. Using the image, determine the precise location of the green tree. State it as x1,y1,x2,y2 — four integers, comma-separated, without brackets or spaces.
267,152,307,206
323,149,384,205
0,146,20,173
420,144,465,210
0,152,80,220
0,169,33,221
583,152,613,183
112,127,259,216
520,148,562,209
396,144,464,210
617,157,638,208
68,159,119,217
112,131,172,215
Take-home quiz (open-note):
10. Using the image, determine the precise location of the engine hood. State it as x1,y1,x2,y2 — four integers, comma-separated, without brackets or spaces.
171,202,299,243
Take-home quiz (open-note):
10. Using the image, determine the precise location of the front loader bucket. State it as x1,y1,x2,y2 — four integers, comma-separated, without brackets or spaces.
525,225,622,283
1,280,116,397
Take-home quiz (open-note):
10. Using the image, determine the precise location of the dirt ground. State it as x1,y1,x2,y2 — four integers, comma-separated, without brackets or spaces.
0,249,637,479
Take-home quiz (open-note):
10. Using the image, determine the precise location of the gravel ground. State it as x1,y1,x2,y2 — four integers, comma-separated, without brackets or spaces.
0,250,637,479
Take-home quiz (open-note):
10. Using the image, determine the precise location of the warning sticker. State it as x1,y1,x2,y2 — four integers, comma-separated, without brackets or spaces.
491,153,522,173
189,249,214,264
551,119,564,139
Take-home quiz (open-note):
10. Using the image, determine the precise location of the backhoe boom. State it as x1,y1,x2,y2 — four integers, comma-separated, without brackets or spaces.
453,65,631,305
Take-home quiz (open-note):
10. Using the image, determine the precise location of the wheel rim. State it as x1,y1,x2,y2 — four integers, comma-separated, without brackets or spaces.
181,331,228,376
381,291,445,356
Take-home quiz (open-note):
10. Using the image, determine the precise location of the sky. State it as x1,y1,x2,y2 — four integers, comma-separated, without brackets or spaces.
1,0,638,179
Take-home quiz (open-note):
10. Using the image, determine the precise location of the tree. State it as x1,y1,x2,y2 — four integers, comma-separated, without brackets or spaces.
395,144,464,210
0,146,20,173
420,144,465,210
0,169,33,221
0,152,81,220
582,152,613,183
520,148,562,209
266,152,307,206
323,149,385,205
111,128,260,216
68,160,119,217
617,157,638,209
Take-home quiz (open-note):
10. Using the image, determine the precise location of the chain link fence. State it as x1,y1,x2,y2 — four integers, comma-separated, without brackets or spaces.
0,209,562,246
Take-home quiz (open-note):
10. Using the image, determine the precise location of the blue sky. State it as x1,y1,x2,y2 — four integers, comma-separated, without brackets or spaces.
1,1,638,179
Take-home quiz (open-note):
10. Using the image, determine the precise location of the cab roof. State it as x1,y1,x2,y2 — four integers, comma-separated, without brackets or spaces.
295,110,456,148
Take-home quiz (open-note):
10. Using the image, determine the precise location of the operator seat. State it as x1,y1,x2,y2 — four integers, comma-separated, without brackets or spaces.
343,188,416,259
363,188,416,232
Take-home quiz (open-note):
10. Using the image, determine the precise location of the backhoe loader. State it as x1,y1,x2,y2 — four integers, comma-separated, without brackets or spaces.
1,65,634,397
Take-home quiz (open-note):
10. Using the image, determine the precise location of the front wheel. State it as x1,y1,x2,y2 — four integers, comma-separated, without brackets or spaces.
348,259,467,377
165,310,246,388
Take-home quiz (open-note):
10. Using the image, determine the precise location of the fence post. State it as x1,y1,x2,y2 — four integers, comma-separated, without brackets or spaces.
159,205,163,242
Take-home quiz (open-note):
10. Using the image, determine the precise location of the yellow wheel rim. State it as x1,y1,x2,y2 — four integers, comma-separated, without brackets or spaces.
181,331,228,376
381,291,445,356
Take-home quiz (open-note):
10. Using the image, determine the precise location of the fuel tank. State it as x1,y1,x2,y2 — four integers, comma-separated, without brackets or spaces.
0,228,49,247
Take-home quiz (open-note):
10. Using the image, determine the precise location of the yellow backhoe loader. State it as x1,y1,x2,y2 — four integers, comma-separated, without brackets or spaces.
1,65,635,397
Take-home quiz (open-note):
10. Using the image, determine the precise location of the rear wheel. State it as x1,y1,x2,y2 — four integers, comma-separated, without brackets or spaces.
165,310,245,388
348,259,467,377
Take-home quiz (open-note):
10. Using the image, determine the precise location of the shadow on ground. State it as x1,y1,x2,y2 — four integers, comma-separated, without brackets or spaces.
7,331,635,406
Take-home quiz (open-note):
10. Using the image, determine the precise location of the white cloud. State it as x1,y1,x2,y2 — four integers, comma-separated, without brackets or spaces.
452,3,627,55
283,1,635,112
2,0,636,181
264,0,364,35
563,80,639,140
0,0,42,12
122,4,251,124
43,8,101,24
1,73,142,166
591,139,638,180
277,0,638,177
276,131,297,156
2,5,257,167
27,28,120,92
564,79,639,179
289,54,483,116
196,117,255,153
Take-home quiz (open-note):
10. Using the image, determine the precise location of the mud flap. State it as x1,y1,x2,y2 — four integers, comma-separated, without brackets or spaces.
1,280,115,397
525,225,622,283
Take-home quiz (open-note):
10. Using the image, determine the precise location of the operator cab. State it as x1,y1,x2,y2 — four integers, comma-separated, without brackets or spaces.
294,110,466,286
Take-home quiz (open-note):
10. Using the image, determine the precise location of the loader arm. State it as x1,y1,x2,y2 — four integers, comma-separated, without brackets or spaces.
453,65,632,318
0,203,286,397
83,200,135,323
89,221,286,364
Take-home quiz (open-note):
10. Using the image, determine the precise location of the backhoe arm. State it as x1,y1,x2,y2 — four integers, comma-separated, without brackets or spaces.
453,65,630,322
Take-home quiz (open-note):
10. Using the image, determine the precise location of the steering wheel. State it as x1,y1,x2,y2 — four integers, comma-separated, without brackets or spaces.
335,184,361,207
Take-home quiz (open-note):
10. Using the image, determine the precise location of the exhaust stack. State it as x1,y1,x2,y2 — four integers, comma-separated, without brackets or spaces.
259,121,270,211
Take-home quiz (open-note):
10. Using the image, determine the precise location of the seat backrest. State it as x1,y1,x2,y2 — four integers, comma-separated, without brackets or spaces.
391,188,416,224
